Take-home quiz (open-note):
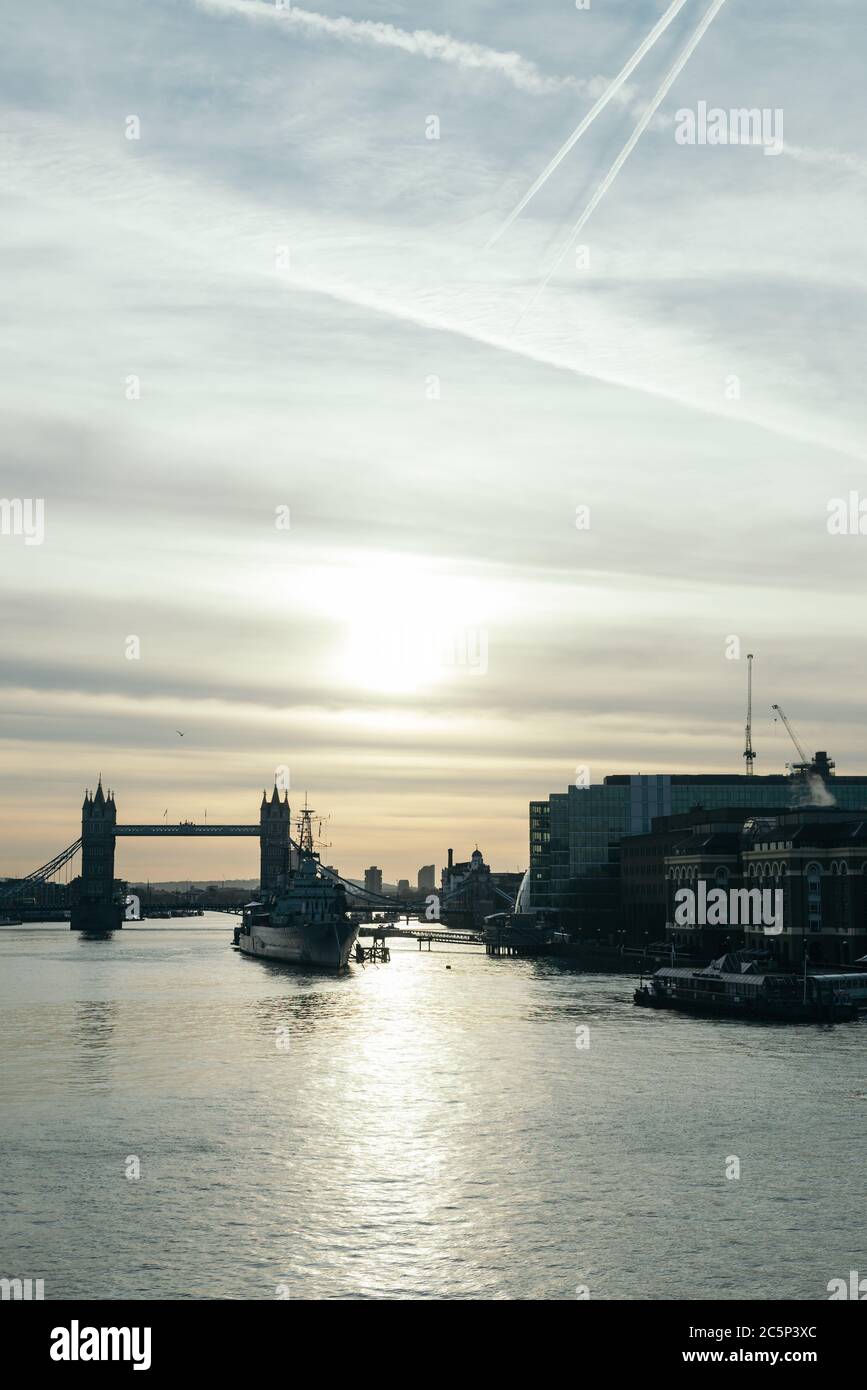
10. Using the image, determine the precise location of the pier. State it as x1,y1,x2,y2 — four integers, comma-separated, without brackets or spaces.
357,925,484,949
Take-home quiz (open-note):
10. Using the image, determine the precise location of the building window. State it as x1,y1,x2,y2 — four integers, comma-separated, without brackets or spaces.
806,862,822,928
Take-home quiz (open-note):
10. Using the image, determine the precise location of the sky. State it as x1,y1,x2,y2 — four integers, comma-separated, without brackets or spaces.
1,0,866,882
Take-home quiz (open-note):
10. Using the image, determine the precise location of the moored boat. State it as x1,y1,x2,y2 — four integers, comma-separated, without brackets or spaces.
634,951,858,1023
232,802,358,970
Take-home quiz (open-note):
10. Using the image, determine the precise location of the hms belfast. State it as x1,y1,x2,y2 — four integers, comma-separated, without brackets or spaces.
233,794,359,970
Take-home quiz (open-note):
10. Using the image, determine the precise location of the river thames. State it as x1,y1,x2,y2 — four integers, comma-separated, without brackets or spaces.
1,919,864,1300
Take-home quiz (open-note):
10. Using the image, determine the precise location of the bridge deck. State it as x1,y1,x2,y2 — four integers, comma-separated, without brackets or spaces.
114,825,260,836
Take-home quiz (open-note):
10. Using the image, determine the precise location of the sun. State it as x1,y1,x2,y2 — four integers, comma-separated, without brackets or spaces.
325,552,486,697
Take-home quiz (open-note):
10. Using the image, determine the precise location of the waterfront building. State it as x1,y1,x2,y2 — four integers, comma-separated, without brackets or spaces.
530,759,867,935
0,876,70,910
441,847,524,928
620,806,777,951
621,806,867,965
739,813,867,966
396,878,410,898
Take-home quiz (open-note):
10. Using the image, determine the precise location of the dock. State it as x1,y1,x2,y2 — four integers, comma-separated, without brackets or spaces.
484,923,553,958
357,925,484,950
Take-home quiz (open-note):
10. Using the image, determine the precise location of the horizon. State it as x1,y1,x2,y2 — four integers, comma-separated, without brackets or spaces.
3,739,856,883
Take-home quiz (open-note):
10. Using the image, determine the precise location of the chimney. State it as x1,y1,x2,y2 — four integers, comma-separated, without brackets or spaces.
447,847,453,871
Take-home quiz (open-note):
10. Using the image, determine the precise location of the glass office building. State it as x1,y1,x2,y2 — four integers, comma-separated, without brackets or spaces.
529,768,867,923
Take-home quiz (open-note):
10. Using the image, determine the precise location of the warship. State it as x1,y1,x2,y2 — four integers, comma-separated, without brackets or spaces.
233,801,358,969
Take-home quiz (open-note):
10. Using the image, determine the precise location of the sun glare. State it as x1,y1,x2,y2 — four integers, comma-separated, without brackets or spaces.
326,553,489,696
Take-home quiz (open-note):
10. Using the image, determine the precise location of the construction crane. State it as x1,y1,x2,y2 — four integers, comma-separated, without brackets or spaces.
743,653,755,775
771,703,811,772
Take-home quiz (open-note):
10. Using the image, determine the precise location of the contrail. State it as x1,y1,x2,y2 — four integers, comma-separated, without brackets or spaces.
486,0,693,250
194,0,578,96
514,0,729,329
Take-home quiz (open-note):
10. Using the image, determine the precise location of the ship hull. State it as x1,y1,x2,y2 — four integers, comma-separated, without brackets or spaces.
633,988,857,1023
237,920,358,970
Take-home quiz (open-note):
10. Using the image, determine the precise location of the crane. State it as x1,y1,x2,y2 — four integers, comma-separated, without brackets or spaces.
743,653,755,775
771,703,811,770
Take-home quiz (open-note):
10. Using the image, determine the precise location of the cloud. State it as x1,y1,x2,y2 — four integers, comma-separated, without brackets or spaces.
785,143,867,179
5,0,867,876
193,0,581,96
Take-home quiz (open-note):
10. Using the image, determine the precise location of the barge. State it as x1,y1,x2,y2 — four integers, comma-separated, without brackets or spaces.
634,952,859,1023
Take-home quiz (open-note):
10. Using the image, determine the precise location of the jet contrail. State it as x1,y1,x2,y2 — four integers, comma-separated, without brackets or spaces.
514,0,729,329
486,0,694,250
194,0,577,96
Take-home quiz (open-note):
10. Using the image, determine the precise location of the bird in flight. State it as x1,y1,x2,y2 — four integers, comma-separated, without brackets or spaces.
176,730,185,737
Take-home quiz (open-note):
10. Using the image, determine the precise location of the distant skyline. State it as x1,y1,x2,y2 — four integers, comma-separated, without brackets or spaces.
3,1,867,880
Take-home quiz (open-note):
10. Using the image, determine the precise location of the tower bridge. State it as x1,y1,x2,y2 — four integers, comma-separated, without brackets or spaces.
69,780,291,931
1,780,520,932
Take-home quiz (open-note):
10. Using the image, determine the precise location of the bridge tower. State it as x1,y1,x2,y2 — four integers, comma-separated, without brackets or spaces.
259,787,290,895
72,779,122,931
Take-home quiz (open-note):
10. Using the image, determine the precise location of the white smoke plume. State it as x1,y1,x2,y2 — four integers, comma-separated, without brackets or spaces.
790,773,837,808
806,773,837,808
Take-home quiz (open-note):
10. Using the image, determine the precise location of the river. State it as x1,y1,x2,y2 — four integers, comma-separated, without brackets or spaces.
1,918,864,1300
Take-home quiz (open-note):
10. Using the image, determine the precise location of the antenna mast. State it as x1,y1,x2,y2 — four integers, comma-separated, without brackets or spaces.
743,653,755,776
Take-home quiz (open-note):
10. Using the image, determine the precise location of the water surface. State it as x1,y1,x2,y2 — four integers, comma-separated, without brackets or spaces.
1,919,864,1299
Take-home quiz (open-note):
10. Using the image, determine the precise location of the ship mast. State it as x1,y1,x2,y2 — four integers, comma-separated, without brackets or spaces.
297,793,316,856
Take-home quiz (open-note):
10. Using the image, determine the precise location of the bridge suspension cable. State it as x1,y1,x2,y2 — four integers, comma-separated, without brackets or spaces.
0,838,82,899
